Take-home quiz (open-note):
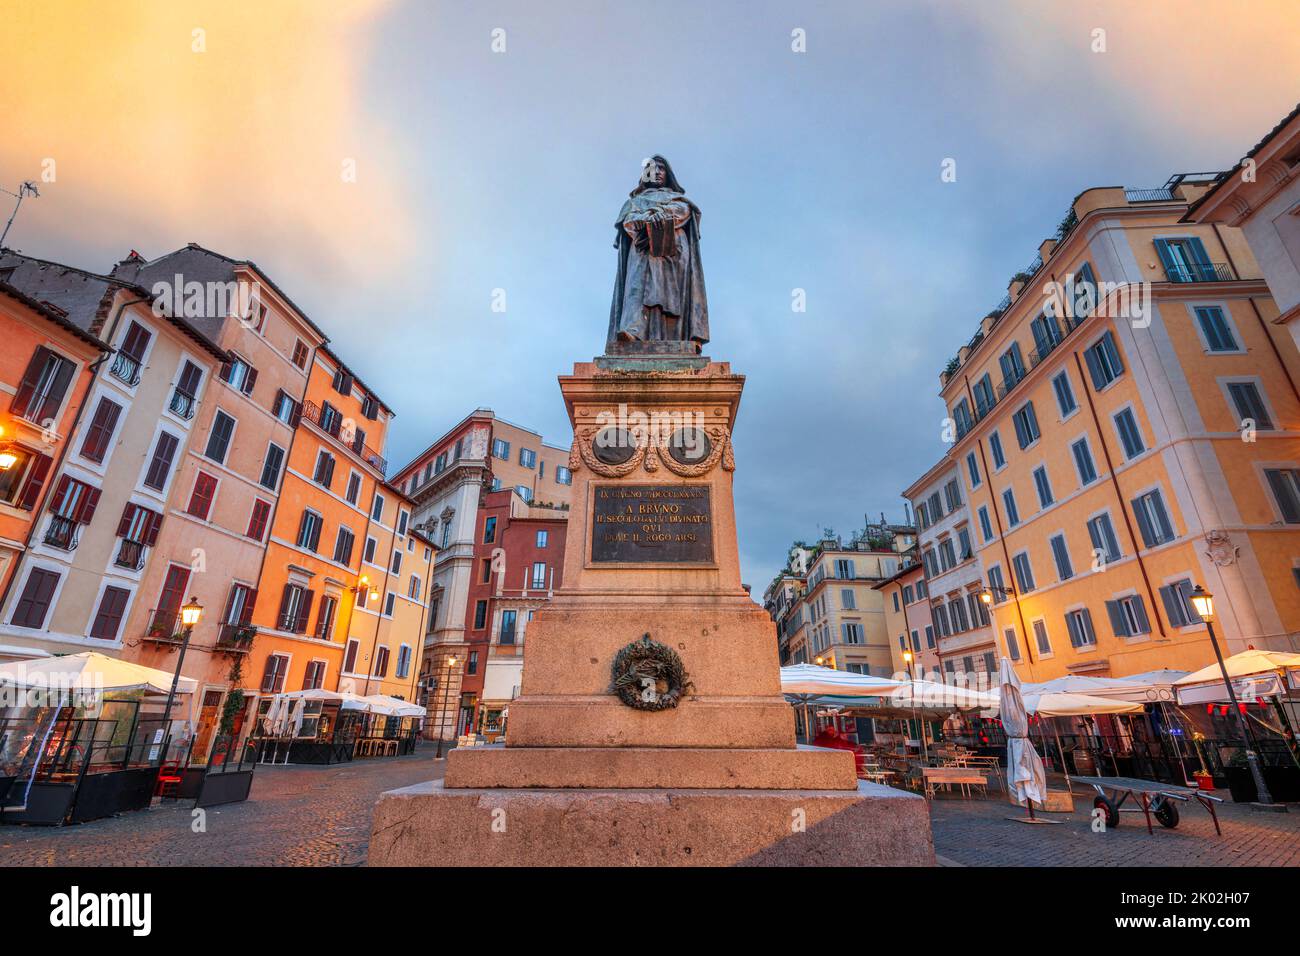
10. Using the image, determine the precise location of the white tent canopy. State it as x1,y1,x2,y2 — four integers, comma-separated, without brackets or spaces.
1175,649,1300,705
1022,691,1144,717
888,680,999,712
277,688,373,710
779,664,904,698
1023,671,1186,704
359,694,425,717
0,651,197,697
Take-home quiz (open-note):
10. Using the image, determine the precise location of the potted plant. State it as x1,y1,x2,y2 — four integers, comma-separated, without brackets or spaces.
1190,732,1215,790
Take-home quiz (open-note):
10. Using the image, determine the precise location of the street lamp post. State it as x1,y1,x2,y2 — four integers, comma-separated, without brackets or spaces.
434,654,460,759
160,597,203,758
1187,585,1277,808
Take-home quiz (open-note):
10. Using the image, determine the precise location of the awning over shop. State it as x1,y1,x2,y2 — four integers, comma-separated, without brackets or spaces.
1174,649,1300,705
0,651,197,697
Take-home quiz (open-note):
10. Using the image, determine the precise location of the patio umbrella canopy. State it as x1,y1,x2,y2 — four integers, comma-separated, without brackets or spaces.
999,657,1046,810
1174,649,1300,705
889,680,999,712
779,664,904,697
359,694,426,717
0,651,197,697
1022,692,1144,717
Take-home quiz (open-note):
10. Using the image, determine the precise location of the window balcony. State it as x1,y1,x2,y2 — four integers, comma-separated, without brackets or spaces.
299,401,389,476
109,352,141,386
143,609,185,646
169,387,197,420
216,622,256,654
115,539,146,571
1163,261,1235,283
43,515,80,551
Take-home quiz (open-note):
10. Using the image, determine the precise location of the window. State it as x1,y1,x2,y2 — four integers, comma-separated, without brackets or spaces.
170,361,202,419
391,551,402,575
1012,401,1040,449
220,356,258,396
398,511,408,536
115,504,163,569
313,450,336,489
924,625,935,648
277,583,313,633
205,410,236,464
396,645,412,678
1052,371,1077,417
343,639,360,673
474,600,488,629
246,499,271,541
292,339,309,368
952,399,974,438
370,493,384,522
222,583,256,627
79,397,123,463
1155,236,1215,282
1132,489,1175,548
364,536,377,563
272,390,299,425
1159,579,1204,628
332,367,354,395
1032,466,1054,508
1084,331,1124,390
987,565,1008,603
408,575,421,600
1065,607,1097,648
303,660,326,690
1087,513,1122,565
467,650,479,675
516,485,533,503
531,562,547,588
556,466,572,485
499,609,518,645
110,322,150,384
361,394,379,421
944,479,962,511
841,622,864,644
12,346,75,425
296,509,323,552
989,431,1006,469
143,432,180,491
260,655,290,693
1002,488,1020,527
978,505,993,542
1050,533,1073,580
1030,310,1063,358
1004,626,1021,662
90,585,131,641
1226,382,1273,430
965,452,981,488
1011,552,1036,593
835,558,855,579
1071,438,1097,485
259,442,285,490
186,472,218,520
12,567,60,628
1265,468,1300,523
519,448,537,469
999,342,1026,389
1106,594,1151,637
536,529,549,548
932,604,949,637
972,374,995,417
334,527,355,565
48,475,100,533
1114,408,1145,459
957,527,972,560
969,591,989,626
1032,619,1052,655
384,592,395,616
492,438,510,460
483,516,497,543
1195,306,1238,352
319,402,341,436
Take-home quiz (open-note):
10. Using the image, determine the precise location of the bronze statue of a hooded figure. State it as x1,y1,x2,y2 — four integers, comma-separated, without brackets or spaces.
607,156,709,351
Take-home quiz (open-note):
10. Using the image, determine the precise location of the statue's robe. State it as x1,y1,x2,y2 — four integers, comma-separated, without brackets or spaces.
607,187,709,348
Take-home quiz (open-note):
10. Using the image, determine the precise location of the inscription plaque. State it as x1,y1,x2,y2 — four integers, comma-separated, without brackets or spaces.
591,484,714,564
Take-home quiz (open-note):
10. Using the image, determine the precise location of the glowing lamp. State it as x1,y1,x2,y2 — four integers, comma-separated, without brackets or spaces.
180,597,204,627
1187,585,1214,622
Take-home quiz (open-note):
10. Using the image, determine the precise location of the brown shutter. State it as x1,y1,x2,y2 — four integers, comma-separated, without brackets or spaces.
49,474,73,514
260,655,280,693
116,503,137,537
76,486,101,524
36,357,75,424
277,583,294,628
17,452,52,511
244,588,258,623
243,366,258,395
144,509,164,546
10,347,51,418
295,589,314,633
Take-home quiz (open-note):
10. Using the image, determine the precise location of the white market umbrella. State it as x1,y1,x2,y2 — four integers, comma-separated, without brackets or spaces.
890,680,1000,712
0,651,197,696
359,694,425,717
1023,692,1143,793
780,664,904,744
998,657,1048,821
280,687,374,711
289,698,307,737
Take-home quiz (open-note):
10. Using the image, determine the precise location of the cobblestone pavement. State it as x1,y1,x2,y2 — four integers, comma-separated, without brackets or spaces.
930,783,1300,866
3,750,1296,866
0,744,445,867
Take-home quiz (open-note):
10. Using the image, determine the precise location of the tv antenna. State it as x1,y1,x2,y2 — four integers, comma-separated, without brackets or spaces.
1,181,41,248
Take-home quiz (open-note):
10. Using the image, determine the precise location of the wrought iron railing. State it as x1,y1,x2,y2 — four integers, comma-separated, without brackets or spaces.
43,515,79,551
115,539,146,570
299,401,388,476
144,609,185,645
1124,187,1176,203
109,352,141,386
1163,261,1235,283
169,387,197,420
216,622,256,653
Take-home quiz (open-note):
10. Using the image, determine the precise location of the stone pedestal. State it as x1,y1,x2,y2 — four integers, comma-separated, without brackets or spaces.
369,357,934,866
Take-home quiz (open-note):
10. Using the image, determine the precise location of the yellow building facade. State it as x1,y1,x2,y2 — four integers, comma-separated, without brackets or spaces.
931,175,1299,684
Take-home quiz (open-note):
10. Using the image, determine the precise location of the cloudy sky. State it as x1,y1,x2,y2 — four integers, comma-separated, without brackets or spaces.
3,0,1298,588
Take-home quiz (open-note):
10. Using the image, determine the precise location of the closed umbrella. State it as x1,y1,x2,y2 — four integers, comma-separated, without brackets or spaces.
998,658,1048,822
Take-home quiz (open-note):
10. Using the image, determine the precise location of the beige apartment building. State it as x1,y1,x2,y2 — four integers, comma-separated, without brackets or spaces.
0,252,228,661
875,559,940,680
